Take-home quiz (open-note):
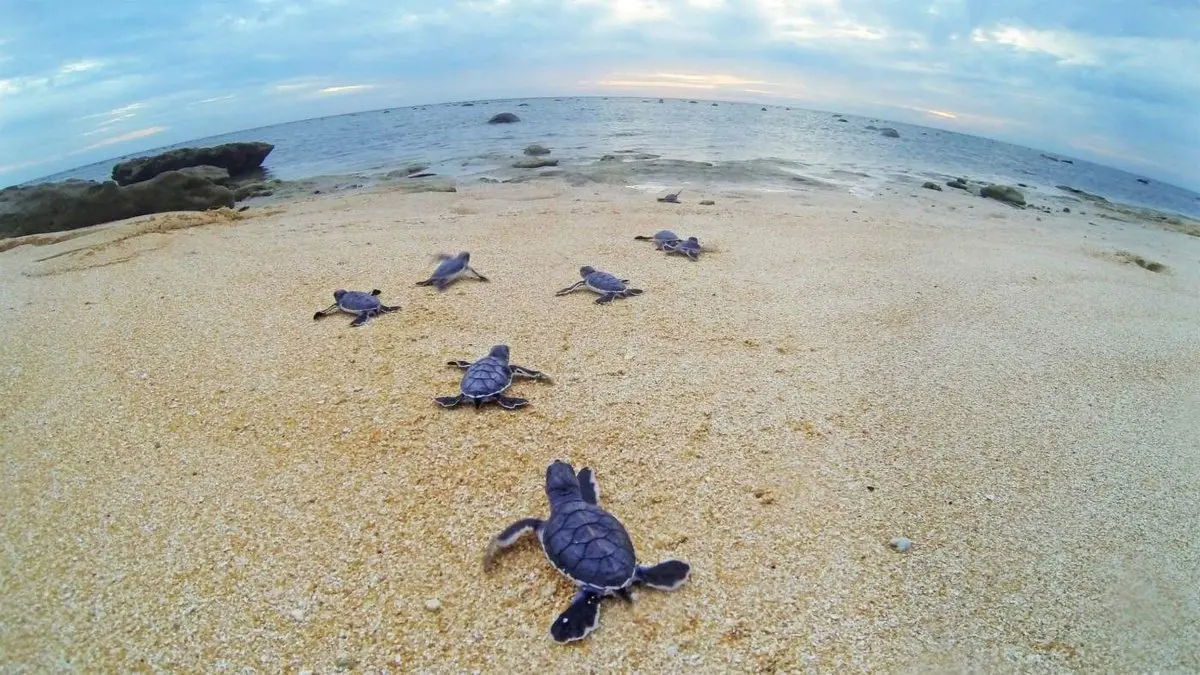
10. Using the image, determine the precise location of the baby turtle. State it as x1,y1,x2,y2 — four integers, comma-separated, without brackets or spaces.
416,251,489,291
656,189,682,203
484,460,691,643
663,236,703,261
633,229,681,250
556,266,643,304
435,344,549,410
312,289,400,327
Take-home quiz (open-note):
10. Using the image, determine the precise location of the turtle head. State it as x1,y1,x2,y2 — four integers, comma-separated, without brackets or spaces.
579,266,596,278
333,289,347,301
487,344,510,362
687,236,699,244
458,251,471,262
545,460,581,504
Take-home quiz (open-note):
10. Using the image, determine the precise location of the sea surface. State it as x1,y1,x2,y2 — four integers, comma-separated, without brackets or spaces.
42,96,1200,218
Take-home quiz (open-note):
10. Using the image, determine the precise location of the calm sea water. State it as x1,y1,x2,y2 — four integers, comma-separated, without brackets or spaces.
45,97,1200,218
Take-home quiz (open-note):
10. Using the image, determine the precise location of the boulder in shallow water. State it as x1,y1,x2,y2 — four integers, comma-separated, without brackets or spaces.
488,112,520,124
879,128,900,138
176,165,232,185
922,181,943,191
0,171,233,238
524,144,551,156
865,125,878,130
112,142,273,185
981,184,1026,206
512,157,558,169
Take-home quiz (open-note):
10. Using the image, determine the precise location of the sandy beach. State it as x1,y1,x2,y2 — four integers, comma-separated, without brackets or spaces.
1,180,1197,671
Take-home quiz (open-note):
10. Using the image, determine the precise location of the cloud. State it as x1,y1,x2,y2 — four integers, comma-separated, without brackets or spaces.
317,84,376,95
57,59,106,75
77,126,168,152
596,71,770,90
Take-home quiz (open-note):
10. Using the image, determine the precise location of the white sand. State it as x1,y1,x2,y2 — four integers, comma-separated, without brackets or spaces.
1,181,1197,671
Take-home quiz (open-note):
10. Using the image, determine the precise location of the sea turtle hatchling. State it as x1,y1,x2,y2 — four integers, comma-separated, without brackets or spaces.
434,344,549,410
663,236,703,261
483,460,691,643
656,189,682,204
312,289,400,327
555,266,643,304
633,229,681,250
416,251,489,291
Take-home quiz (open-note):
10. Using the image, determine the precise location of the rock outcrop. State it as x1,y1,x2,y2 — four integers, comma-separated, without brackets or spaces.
981,184,1025,206
512,157,558,169
487,112,520,124
0,171,234,238
879,128,900,138
111,142,273,185
524,144,551,156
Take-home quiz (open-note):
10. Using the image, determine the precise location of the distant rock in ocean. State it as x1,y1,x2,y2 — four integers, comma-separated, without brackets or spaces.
111,142,273,185
524,144,551,156
879,128,900,138
512,157,558,168
1,171,235,238
488,112,520,124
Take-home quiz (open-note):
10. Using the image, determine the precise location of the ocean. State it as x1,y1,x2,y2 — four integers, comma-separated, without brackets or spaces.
41,96,1200,218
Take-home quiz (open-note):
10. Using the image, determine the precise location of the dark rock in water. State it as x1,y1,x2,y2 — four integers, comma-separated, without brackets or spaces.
689,100,697,104
461,102,474,107
981,184,1026,206
658,99,664,103
408,172,437,178
1063,207,1071,213
512,157,558,169
1040,153,1060,162
922,181,943,191
599,154,618,162
946,179,969,190
524,144,551,156
879,128,900,138
711,103,718,106
0,171,234,238
1136,178,1150,184
837,118,848,122
865,125,878,130
488,112,520,124
112,142,273,185
761,107,767,111
518,103,529,107
176,165,232,185
1061,159,1074,164
1056,185,1108,202
1017,182,1029,188
383,109,390,114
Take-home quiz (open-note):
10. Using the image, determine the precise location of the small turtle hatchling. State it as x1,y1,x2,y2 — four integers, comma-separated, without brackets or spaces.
435,344,549,410
633,230,681,250
555,266,643,304
484,460,691,643
663,236,703,261
416,251,489,291
312,289,400,327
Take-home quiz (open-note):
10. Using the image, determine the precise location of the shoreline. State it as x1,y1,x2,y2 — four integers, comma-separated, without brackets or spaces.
1,180,1198,670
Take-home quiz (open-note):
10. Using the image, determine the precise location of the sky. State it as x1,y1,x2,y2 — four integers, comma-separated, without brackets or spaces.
1,0,1198,189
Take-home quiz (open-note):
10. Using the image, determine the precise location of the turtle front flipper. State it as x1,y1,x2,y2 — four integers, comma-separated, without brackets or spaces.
435,395,465,408
313,302,339,320
555,281,586,296
634,560,691,591
496,395,529,410
550,590,603,643
370,289,382,296
511,365,548,380
379,304,401,314
483,517,544,571
622,289,644,298
576,467,600,505
415,278,435,286
686,250,699,261
468,266,489,282
595,293,617,304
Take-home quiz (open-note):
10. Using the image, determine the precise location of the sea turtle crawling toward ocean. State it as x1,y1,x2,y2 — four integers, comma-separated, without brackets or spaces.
312,289,400,327
656,189,682,203
435,344,549,410
556,266,643,304
633,229,681,250
484,460,691,643
663,236,703,261
416,251,489,291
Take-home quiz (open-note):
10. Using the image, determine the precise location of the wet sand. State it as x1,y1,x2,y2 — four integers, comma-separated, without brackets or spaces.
1,181,1198,671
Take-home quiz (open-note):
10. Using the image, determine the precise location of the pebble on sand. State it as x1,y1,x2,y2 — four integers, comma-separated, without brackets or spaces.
889,537,913,553
425,598,443,612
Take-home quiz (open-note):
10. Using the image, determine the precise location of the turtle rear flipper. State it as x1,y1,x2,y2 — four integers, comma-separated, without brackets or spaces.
622,289,644,298
483,517,544,571
415,278,435,286
313,302,339,320
435,395,465,408
634,560,690,590
379,304,401,313
550,591,602,643
634,235,653,241
350,311,373,327
595,293,617,305
447,360,474,369
496,395,528,410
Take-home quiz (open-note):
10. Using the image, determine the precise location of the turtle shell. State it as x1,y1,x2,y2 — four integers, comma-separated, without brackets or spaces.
542,500,637,589
461,356,513,398
433,254,467,278
653,230,680,244
338,291,382,312
584,270,626,293
676,238,701,253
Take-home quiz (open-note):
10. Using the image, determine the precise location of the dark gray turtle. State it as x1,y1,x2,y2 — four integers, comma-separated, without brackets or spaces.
555,266,643,305
312,289,400,327
663,236,702,261
633,229,681,250
656,189,682,203
416,251,488,291
484,460,691,643
435,344,549,410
